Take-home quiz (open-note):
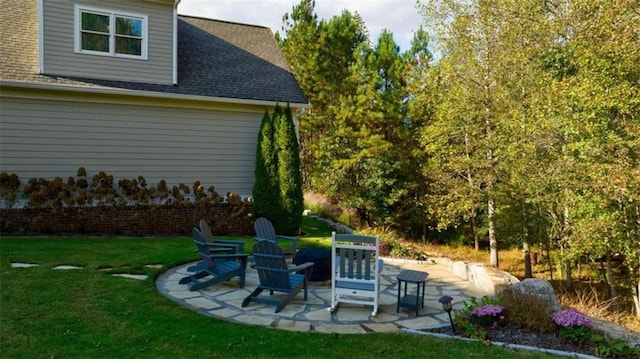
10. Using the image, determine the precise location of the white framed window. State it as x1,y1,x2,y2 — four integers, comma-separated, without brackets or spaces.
74,5,148,60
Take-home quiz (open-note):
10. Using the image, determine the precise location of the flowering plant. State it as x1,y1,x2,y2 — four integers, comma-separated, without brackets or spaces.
468,304,505,328
551,309,594,345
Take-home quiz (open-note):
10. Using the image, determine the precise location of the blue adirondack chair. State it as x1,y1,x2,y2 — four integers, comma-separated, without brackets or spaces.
254,217,298,258
200,218,245,253
179,228,249,291
187,219,246,272
241,240,314,313
329,232,383,316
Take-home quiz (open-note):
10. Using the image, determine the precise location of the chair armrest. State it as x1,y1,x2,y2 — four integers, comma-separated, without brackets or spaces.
206,253,250,263
252,265,292,274
275,236,298,251
205,244,237,254
210,240,245,253
255,236,298,248
289,261,314,273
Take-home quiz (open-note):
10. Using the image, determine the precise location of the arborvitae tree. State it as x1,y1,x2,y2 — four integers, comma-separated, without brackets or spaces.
252,110,280,221
274,104,304,234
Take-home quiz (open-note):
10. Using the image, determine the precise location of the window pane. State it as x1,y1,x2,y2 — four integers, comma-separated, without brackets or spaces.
82,12,109,33
116,17,142,37
81,32,109,52
115,37,142,56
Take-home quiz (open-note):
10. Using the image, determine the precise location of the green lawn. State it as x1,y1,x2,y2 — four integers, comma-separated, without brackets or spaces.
0,222,554,358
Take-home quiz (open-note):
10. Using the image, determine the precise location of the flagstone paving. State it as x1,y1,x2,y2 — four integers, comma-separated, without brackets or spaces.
156,258,490,334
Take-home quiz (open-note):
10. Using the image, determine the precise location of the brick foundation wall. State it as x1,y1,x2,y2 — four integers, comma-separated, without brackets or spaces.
0,203,254,236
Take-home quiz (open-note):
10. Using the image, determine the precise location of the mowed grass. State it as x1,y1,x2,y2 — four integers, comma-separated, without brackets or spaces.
1,232,553,358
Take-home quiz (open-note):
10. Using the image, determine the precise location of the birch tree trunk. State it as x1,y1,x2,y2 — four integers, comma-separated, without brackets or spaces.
563,205,572,287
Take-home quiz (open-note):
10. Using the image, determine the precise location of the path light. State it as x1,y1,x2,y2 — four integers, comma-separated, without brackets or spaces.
439,295,456,334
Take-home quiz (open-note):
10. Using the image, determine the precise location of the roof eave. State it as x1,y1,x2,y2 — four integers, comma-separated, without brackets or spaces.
0,80,311,109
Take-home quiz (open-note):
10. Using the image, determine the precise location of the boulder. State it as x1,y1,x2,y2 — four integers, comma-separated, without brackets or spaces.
509,278,560,312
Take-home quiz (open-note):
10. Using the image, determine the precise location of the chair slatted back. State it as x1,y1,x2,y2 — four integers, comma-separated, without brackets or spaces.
199,219,215,242
334,234,379,282
252,240,292,291
199,219,244,253
254,217,277,241
193,228,221,273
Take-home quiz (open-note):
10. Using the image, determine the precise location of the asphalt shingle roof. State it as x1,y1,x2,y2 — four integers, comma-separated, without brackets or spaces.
0,6,307,105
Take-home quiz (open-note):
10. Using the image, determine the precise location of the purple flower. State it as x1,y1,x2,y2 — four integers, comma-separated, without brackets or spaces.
468,304,505,327
469,304,504,318
551,309,594,329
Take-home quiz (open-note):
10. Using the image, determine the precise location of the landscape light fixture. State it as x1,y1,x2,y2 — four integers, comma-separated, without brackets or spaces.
439,295,456,334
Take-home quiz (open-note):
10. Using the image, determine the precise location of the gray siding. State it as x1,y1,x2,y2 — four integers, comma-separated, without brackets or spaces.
42,0,174,85
0,96,263,196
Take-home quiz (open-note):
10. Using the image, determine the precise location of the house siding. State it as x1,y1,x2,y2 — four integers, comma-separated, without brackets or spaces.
0,94,263,197
42,0,174,85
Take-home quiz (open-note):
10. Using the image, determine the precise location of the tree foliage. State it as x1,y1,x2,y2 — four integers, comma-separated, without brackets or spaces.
278,0,640,315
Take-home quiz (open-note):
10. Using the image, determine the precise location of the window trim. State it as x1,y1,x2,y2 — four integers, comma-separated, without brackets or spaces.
74,5,148,60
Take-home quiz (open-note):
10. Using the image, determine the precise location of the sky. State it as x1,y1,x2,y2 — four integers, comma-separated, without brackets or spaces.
177,0,425,52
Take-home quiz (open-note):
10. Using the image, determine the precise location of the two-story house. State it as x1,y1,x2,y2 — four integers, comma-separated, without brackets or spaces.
0,0,308,197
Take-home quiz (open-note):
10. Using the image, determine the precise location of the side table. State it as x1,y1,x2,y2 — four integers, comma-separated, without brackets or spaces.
396,269,428,316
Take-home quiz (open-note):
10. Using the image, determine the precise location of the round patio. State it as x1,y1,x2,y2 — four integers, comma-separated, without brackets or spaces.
156,258,491,334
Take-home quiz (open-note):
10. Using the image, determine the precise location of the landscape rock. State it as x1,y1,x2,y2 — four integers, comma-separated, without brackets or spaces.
509,278,560,312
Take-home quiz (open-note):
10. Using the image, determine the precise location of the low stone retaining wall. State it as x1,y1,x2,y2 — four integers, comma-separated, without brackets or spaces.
304,212,354,234
432,257,520,295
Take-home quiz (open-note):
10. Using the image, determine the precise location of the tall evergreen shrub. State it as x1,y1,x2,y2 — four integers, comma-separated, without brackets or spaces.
252,104,304,235
274,104,304,234
252,110,280,221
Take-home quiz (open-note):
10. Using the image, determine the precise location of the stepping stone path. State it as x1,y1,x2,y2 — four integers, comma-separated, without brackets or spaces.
11,263,39,268
53,265,83,270
112,274,149,280
10,262,152,281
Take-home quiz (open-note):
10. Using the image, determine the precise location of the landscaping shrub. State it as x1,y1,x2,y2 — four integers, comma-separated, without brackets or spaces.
274,104,303,235
253,104,304,235
500,288,556,334
0,169,253,236
0,172,20,203
453,296,502,340
253,110,281,224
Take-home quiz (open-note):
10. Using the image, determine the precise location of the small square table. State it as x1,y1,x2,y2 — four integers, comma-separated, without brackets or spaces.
396,269,428,316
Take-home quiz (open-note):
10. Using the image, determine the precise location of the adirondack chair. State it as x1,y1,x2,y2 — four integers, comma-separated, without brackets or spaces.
241,240,314,313
254,217,298,258
200,218,245,253
179,228,249,291
329,231,383,316
186,219,245,272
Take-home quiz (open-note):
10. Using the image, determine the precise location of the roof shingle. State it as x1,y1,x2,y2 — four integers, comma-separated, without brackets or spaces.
0,6,307,105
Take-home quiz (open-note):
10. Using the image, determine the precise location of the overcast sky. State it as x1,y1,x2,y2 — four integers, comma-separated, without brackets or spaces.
178,0,425,52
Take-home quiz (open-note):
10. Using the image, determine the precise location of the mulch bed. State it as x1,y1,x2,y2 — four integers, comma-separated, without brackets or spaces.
426,325,599,357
